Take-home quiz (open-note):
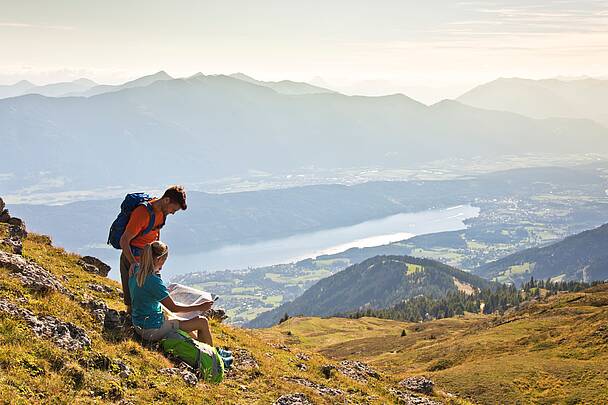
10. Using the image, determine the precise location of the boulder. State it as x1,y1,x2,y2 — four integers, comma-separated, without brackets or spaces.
0,197,4,213
0,298,91,351
0,210,9,223
274,393,313,405
78,256,111,277
8,218,27,239
399,376,435,395
0,250,67,294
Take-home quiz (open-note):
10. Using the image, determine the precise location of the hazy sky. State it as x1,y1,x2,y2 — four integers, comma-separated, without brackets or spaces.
1,0,607,102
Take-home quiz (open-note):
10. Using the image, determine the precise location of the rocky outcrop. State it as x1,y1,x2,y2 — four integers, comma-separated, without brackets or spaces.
389,388,442,405
80,297,109,323
0,198,27,255
274,393,313,405
0,250,67,294
335,360,380,382
0,197,8,222
78,256,111,277
0,298,91,350
399,376,434,395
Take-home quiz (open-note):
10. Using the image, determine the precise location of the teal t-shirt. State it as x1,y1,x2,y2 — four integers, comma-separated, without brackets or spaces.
128,266,169,329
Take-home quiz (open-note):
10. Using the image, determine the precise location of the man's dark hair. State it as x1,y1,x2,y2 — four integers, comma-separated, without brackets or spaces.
162,185,187,210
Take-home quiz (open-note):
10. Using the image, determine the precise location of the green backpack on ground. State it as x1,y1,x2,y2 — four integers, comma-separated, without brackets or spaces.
160,329,225,383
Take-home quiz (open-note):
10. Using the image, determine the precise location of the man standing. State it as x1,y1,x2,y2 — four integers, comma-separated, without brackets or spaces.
119,185,187,313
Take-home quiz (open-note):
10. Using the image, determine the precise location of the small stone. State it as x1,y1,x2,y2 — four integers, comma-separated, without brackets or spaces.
296,363,307,371
114,359,132,379
274,393,313,405
159,367,198,386
296,353,310,361
88,283,114,294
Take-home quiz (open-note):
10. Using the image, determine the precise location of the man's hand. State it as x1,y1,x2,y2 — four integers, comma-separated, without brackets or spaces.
197,301,213,313
129,262,137,277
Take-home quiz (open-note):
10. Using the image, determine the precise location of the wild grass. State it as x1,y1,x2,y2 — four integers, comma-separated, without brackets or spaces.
0,231,410,404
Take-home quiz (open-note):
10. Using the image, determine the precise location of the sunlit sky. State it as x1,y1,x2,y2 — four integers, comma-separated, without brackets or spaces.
1,0,607,102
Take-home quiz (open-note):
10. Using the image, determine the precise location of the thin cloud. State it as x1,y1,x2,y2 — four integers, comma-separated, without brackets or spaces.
0,22,74,30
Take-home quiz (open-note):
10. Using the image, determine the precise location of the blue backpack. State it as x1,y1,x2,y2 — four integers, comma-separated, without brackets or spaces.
107,193,156,249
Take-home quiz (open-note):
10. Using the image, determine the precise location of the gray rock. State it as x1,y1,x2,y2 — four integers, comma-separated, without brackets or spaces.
8,218,27,239
159,367,198,386
78,256,111,277
0,298,91,350
296,353,310,361
274,393,313,405
114,359,132,379
0,197,4,213
81,299,109,323
0,250,67,294
399,376,435,395
88,283,114,294
336,360,380,382
2,237,22,255
103,308,129,333
389,388,442,405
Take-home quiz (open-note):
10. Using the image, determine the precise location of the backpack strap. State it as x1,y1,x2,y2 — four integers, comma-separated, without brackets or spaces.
141,202,156,236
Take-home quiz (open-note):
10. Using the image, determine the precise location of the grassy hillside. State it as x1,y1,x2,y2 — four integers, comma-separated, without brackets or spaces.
260,286,608,404
475,222,608,284
0,223,460,404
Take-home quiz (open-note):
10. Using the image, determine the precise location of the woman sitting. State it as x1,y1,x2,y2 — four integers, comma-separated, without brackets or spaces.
129,241,214,345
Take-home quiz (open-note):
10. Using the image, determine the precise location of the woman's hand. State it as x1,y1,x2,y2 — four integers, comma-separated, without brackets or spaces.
197,301,213,313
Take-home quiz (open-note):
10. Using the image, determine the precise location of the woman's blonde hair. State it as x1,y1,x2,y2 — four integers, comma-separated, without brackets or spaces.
136,241,169,287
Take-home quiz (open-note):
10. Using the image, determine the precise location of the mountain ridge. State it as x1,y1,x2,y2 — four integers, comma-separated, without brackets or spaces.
3,73,607,191
474,222,608,284
247,255,494,328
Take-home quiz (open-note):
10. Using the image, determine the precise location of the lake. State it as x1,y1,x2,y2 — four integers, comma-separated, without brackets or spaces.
156,204,479,278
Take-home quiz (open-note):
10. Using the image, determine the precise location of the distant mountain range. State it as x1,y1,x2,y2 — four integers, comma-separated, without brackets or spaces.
458,77,608,127
229,73,335,95
64,71,174,97
0,78,97,99
246,255,494,328
2,73,607,191
474,223,608,285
